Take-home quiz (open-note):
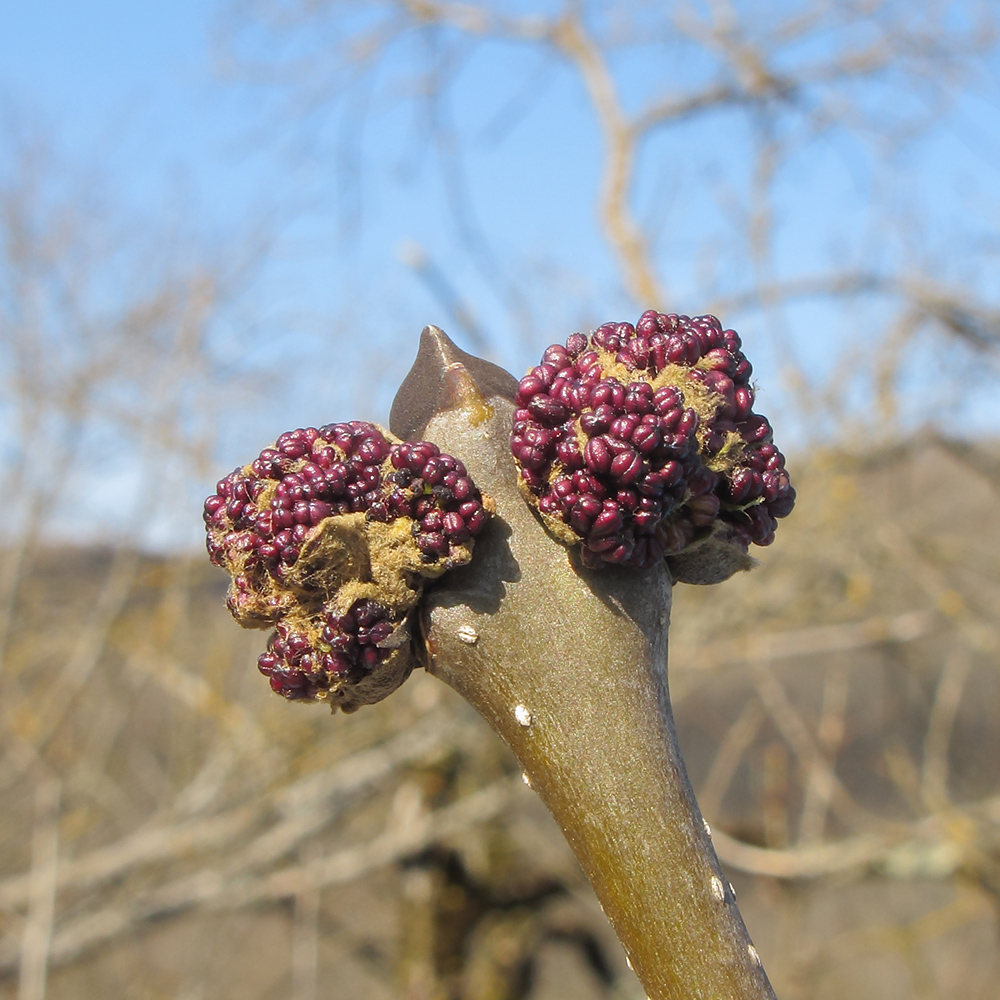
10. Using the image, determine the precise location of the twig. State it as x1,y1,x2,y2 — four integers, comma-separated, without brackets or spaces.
18,774,60,1000
291,843,321,1000
0,712,451,914
713,826,886,879
798,660,850,844
0,778,520,976
921,648,972,813
698,699,765,821
751,659,883,832
549,12,666,308
671,608,935,679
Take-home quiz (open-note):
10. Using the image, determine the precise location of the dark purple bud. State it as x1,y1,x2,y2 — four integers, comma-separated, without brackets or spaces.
516,374,546,405
443,511,471,542
272,508,294,530
542,344,571,368
590,380,626,410
552,477,576,500
257,652,279,676
416,531,449,557
391,440,439,472
369,500,396,525
770,487,796,518
419,509,443,532
528,394,570,424
636,310,660,336
684,335,702,364
277,432,309,458
572,470,608,499
664,336,687,365
631,422,660,455
592,323,621,351
676,409,699,438
538,495,561,516
624,382,654,414
734,386,754,420
592,502,624,537
609,415,639,441
653,383,680,411
584,436,613,475
587,534,622,554
633,509,660,532
616,489,639,513
353,601,382,627
740,415,771,444
725,468,756,505
357,435,390,465
701,347,734,374
323,653,351,678
421,457,448,485
610,448,643,484
762,469,790,503
686,494,721,526
555,437,584,469
454,500,477,521
686,467,719,496
204,495,226,519
705,372,735,404
580,404,615,434
368,620,394,645
602,541,635,564
570,496,602,533
465,507,488,534
747,505,777,545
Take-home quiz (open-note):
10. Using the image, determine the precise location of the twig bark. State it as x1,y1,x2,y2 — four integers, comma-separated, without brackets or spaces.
18,774,60,1000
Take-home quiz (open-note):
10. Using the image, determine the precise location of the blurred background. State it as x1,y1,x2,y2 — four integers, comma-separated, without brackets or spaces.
1,1,999,998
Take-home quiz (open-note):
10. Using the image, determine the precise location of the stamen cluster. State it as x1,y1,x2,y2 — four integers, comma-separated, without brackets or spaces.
510,311,794,568
203,421,491,705
256,599,397,700
205,423,488,585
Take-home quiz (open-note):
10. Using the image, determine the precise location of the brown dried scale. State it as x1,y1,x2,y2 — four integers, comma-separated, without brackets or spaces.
510,311,794,573
204,421,493,708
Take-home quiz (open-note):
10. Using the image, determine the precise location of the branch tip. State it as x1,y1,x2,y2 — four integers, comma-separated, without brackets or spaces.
390,326,517,440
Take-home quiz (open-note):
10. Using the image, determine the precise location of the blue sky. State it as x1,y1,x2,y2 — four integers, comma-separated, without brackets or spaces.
2,1,615,425
2,2,216,186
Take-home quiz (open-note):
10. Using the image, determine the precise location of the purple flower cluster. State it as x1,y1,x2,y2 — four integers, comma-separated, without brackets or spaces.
256,599,397,701
389,442,490,561
510,311,795,568
204,422,490,596
204,421,492,703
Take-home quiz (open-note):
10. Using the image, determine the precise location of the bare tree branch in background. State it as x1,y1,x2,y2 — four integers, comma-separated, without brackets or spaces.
225,0,999,435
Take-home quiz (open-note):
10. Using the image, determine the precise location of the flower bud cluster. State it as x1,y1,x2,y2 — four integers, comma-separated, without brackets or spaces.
205,423,489,584
204,421,492,706
256,599,398,700
510,311,794,568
